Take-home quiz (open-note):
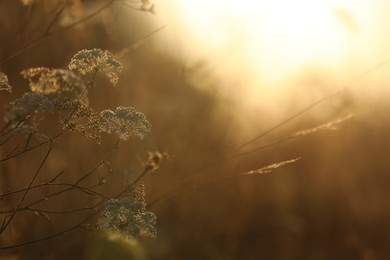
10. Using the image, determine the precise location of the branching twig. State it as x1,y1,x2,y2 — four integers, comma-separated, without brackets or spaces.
0,138,57,234
0,129,67,163
0,0,117,65
0,176,131,250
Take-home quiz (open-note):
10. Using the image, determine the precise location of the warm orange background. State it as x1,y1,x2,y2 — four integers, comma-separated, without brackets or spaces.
1,1,390,259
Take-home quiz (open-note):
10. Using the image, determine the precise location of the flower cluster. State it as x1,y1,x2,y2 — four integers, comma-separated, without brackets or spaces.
100,106,151,140
12,124,49,141
15,67,102,140
56,99,102,142
3,49,150,144
21,68,86,101
100,185,157,239
68,48,122,86
0,72,12,93
4,92,54,122
3,92,54,140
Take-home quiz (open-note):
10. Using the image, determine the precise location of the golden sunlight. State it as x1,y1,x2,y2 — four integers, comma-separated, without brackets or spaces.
178,0,351,69
153,0,390,98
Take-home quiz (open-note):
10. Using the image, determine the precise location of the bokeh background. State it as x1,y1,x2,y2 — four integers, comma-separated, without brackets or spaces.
1,0,390,259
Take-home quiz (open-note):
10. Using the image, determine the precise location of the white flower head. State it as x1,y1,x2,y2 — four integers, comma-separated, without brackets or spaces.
21,68,86,101
13,124,49,141
100,106,151,140
100,185,157,239
68,49,122,86
4,92,54,122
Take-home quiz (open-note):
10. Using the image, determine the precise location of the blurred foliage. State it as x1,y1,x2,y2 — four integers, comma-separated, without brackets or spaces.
83,232,147,260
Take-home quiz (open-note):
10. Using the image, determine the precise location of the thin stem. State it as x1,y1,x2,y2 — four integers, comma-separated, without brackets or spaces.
0,129,67,163
0,138,56,234
27,206,96,215
0,0,117,65
0,183,109,215
0,183,130,250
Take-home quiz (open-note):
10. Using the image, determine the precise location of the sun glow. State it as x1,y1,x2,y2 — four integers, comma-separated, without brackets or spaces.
170,0,356,82
148,0,390,107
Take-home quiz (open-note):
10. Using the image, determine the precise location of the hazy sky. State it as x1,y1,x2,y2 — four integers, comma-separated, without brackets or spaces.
151,1,388,82
131,0,390,123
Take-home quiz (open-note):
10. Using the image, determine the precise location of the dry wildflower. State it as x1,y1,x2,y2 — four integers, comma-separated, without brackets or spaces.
68,49,122,86
56,99,102,143
18,67,103,141
144,151,170,171
21,68,86,101
0,72,12,93
100,185,157,239
100,106,151,140
240,157,301,175
4,92,54,122
13,124,49,141
292,114,353,137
